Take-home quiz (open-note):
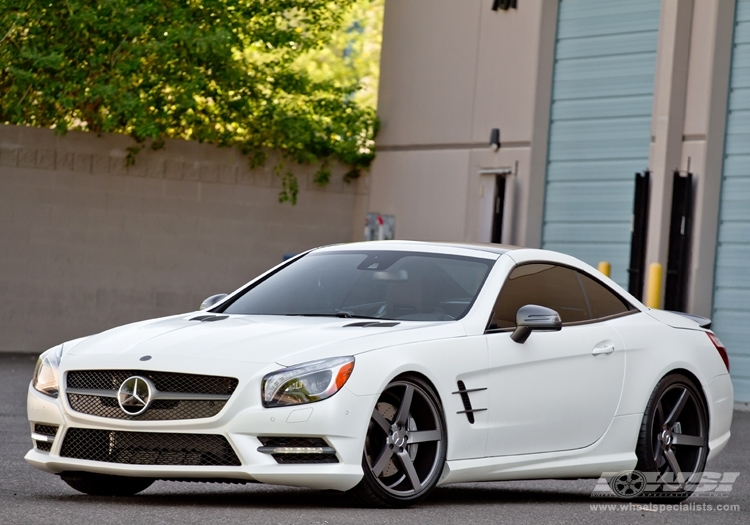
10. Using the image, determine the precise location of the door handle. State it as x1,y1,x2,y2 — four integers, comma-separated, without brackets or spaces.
592,343,615,356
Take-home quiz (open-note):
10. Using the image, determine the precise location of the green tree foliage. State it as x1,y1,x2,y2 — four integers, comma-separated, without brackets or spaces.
0,0,379,202
295,0,383,109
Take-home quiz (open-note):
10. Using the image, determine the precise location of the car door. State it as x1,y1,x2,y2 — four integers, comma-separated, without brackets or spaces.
484,263,631,457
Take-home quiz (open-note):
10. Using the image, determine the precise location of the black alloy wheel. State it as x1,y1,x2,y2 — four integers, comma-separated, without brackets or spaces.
634,373,709,501
348,376,447,507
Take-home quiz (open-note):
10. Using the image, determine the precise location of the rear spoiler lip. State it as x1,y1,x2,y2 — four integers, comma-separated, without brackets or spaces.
667,311,712,329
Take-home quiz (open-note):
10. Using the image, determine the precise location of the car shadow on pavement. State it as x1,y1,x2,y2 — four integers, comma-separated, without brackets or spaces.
431,484,599,505
37,483,602,509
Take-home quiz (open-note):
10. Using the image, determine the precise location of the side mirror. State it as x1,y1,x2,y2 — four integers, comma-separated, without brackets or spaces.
200,293,228,311
511,304,562,344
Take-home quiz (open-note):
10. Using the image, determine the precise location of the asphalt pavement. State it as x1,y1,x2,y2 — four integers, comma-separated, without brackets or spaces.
1,353,748,524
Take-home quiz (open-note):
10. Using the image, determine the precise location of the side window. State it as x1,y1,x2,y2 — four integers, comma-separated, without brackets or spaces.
491,264,589,329
489,263,636,330
578,272,633,319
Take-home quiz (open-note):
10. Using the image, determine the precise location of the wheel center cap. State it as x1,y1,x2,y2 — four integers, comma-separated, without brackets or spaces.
388,425,408,449
660,429,673,446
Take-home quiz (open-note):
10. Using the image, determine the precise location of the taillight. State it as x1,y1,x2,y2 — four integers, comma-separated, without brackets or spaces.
707,332,730,372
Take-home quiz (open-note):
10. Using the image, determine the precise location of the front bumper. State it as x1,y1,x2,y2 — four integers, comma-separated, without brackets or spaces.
25,383,375,491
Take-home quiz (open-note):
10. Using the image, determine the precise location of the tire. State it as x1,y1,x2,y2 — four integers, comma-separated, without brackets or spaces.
348,375,447,508
61,472,155,496
627,373,709,502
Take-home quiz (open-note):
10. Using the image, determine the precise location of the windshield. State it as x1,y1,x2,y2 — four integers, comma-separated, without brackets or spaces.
221,250,494,321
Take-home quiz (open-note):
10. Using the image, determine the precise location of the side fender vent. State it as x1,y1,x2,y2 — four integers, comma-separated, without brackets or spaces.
452,380,487,424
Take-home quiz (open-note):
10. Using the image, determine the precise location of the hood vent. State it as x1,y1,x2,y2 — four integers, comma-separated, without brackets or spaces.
189,315,229,322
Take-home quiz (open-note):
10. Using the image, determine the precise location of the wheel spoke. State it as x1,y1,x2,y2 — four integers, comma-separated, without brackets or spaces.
371,445,395,477
371,408,391,434
653,401,666,461
409,429,441,444
655,401,665,428
395,385,414,427
664,388,689,427
663,449,686,487
671,433,706,447
395,448,422,492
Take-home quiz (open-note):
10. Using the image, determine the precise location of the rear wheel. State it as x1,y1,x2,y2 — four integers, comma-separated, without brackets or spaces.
61,472,154,496
629,373,708,501
348,376,446,508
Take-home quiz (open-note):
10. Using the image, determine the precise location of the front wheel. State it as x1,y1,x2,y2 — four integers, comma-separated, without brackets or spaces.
348,376,447,508
630,373,709,501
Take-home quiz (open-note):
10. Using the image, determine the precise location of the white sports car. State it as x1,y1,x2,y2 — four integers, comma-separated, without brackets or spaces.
26,241,733,507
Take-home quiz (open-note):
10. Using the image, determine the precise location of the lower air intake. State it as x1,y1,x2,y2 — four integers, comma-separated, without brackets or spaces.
34,424,59,437
60,428,241,466
257,436,338,464
35,441,52,452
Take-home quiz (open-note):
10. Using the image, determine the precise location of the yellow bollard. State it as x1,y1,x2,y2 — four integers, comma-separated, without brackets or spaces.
646,262,663,309
597,261,611,278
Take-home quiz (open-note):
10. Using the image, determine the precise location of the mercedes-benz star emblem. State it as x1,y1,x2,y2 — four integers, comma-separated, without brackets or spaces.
117,376,154,416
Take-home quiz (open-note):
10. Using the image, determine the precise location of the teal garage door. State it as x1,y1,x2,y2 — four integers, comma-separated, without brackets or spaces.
714,0,750,403
542,0,661,287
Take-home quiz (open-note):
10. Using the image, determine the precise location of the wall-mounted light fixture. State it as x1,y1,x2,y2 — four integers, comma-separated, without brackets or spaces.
492,0,517,11
490,128,501,151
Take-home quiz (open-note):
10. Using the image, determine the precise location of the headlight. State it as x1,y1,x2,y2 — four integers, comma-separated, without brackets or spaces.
262,356,355,408
32,345,62,398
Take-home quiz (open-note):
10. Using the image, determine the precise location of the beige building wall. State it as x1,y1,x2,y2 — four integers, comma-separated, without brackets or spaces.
0,124,368,352
369,0,558,248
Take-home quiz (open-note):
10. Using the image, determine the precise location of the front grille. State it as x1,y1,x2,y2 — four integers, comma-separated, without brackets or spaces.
67,394,226,421
257,436,339,464
60,428,241,466
67,370,238,395
65,370,238,421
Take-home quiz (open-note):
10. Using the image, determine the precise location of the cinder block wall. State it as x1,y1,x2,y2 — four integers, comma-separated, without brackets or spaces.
0,124,368,353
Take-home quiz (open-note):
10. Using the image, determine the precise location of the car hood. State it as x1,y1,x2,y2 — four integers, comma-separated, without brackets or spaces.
63,313,466,367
